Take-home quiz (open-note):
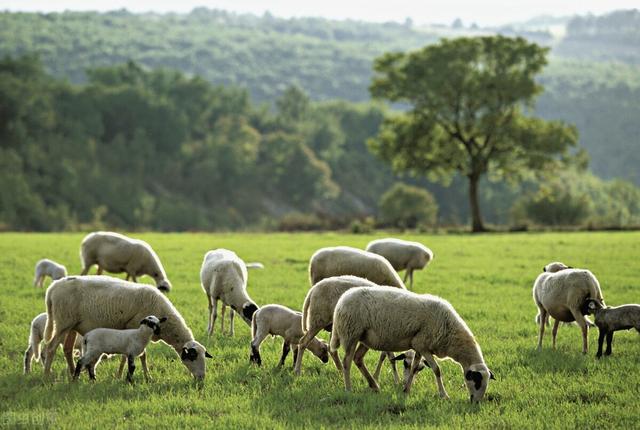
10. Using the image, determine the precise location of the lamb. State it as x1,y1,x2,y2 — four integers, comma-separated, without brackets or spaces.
365,238,433,289
294,275,401,381
24,313,82,374
33,259,67,288
73,315,166,382
330,286,494,402
80,231,171,292
249,304,329,368
533,262,604,353
200,249,260,337
43,276,212,381
308,246,406,289
585,299,640,358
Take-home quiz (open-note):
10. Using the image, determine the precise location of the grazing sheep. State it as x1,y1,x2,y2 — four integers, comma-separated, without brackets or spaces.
249,304,329,368
200,249,260,337
43,276,212,381
586,299,640,358
33,259,67,288
74,315,166,383
294,275,400,381
533,262,604,353
308,246,406,289
330,286,494,402
80,231,171,292
24,313,82,374
365,238,433,289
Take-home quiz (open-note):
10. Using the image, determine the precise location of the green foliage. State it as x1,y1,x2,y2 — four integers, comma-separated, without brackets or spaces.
378,183,438,229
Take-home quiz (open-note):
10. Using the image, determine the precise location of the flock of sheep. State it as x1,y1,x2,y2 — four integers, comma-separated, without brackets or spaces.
25,231,639,403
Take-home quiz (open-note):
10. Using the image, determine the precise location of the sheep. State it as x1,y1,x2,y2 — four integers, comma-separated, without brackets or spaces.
200,249,260,337
80,231,171,292
308,246,406,289
330,286,494,402
33,259,67,288
294,275,401,381
365,238,433,289
249,304,329,368
73,315,166,383
24,312,82,374
533,262,604,354
43,276,212,381
585,299,640,358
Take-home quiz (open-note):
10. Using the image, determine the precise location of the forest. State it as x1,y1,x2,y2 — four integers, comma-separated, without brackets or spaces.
0,9,639,231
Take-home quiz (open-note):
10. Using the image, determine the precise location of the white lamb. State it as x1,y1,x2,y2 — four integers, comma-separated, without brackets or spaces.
43,276,212,381
250,304,329,368
33,259,67,288
294,275,401,382
73,315,166,382
200,249,260,337
308,246,406,289
533,262,605,353
365,238,433,289
330,286,494,403
80,231,172,292
24,312,82,374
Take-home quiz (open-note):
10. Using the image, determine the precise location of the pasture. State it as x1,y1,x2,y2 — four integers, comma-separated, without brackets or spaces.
0,232,639,428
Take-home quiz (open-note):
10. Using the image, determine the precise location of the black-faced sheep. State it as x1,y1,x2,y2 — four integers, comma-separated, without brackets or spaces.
533,262,604,353
43,276,212,381
365,238,433,289
80,231,172,292
330,286,494,403
586,299,640,358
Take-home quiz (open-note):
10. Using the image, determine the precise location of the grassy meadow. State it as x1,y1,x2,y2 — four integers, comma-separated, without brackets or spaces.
0,232,639,428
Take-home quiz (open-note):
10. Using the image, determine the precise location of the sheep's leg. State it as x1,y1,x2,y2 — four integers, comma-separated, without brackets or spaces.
116,356,126,378
87,359,98,381
341,342,358,392
329,349,342,373
403,271,410,283
126,355,135,383
229,309,235,336
206,295,214,337
24,346,34,374
125,273,130,281
220,304,226,334
73,357,84,381
408,270,414,290
422,354,448,399
294,327,321,375
605,331,614,356
402,351,423,395
209,299,219,336
292,345,298,369
536,309,548,350
80,265,91,276
96,266,103,275
131,275,137,283
250,331,268,366
571,310,590,354
552,319,560,349
140,351,150,382
372,351,386,382
63,331,78,376
278,342,291,368
354,344,379,392
43,329,69,377
596,329,606,358
388,351,400,384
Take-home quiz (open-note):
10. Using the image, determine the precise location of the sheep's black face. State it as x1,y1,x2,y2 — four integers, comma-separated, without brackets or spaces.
140,316,165,334
464,366,495,403
181,347,199,361
584,299,604,315
242,303,259,322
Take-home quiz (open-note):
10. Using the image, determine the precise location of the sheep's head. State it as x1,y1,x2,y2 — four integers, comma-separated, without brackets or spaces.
180,340,213,381
392,351,429,384
309,340,330,364
153,275,172,293
464,363,495,403
241,302,259,324
139,315,167,335
584,298,605,315
543,262,571,273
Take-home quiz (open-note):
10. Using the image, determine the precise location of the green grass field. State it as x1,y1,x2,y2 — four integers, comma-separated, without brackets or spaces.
1,232,639,428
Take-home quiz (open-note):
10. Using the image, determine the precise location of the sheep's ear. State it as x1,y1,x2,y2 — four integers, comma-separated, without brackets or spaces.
159,317,167,323
140,319,146,325
181,348,189,360
205,351,213,359
421,358,431,369
567,266,573,269
391,353,406,361
543,266,546,272
465,370,473,380
489,371,496,380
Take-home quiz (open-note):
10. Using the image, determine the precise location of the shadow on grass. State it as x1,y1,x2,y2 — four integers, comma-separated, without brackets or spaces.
521,348,589,374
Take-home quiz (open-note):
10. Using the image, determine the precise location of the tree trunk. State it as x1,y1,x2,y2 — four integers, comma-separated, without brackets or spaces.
468,174,486,233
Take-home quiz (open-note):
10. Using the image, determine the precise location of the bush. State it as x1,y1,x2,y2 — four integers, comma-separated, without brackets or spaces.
378,183,438,229
278,212,327,231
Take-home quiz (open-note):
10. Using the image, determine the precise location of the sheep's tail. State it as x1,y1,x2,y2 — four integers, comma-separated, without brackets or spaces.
301,293,311,332
44,294,55,343
329,329,340,353
245,262,264,270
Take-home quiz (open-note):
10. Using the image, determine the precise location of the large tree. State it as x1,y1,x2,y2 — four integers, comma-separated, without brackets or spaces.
369,36,578,231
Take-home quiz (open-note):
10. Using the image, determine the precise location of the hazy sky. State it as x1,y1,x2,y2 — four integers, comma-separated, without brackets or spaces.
2,0,637,26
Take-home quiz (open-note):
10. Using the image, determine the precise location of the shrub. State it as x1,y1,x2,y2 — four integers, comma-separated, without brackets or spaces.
378,183,438,229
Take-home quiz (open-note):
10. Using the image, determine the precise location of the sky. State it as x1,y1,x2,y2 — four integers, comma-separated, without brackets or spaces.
1,0,637,26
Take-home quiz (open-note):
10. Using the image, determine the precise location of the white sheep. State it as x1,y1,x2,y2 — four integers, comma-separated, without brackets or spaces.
73,315,166,382
43,276,212,381
80,231,171,292
308,246,406,289
200,249,260,337
294,275,401,382
533,262,605,353
33,259,67,288
250,304,329,368
365,238,433,289
330,286,494,402
585,299,640,358
24,312,82,374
